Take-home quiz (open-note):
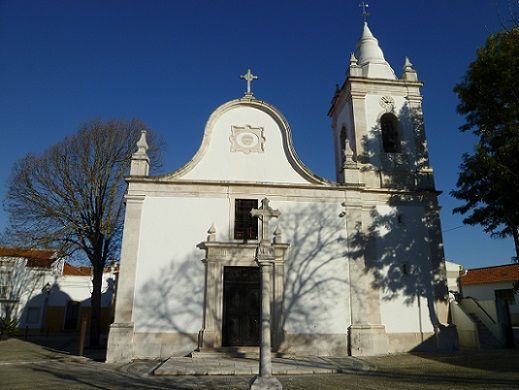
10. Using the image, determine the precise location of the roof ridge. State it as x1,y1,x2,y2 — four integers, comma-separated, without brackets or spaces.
466,263,519,271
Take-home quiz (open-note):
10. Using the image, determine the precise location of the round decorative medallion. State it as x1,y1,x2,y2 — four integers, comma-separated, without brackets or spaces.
229,125,266,154
379,96,395,111
236,132,259,148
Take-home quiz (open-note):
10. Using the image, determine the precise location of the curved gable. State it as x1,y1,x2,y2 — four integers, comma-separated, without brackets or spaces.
162,98,325,185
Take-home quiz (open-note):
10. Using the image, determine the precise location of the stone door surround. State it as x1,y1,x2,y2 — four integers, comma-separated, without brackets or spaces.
196,241,288,351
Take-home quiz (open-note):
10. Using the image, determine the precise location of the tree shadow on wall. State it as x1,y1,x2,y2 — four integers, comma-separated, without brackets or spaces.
347,194,452,351
132,204,352,355
133,250,204,354
275,202,352,352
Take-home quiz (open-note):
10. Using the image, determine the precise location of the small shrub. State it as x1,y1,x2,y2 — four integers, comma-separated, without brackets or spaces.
0,316,19,339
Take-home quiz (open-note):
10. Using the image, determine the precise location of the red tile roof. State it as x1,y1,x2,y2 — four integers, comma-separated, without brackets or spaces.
460,264,519,285
0,247,56,268
63,263,91,276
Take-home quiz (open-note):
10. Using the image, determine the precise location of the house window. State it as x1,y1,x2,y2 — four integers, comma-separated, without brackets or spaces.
0,270,11,299
381,113,401,153
234,199,258,240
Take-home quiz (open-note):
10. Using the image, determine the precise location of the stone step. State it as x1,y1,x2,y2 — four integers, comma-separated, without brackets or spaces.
467,313,503,349
190,347,287,359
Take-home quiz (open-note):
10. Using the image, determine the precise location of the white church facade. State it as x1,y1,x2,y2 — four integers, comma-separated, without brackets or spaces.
107,22,456,362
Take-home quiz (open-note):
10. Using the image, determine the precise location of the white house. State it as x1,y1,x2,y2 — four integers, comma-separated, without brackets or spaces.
460,264,519,326
0,248,59,327
0,247,117,333
107,22,456,362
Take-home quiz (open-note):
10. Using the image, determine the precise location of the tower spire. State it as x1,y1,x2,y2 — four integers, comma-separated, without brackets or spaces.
354,21,396,79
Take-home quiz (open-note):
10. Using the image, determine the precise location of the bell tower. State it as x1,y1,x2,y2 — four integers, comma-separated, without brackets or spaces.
328,22,434,190
330,20,451,357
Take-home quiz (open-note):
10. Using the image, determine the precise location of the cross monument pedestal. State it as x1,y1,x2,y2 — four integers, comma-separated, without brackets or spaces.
249,198,282,390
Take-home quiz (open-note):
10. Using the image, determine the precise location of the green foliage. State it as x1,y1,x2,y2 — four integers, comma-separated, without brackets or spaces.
0,316,19,338
451,27,519,259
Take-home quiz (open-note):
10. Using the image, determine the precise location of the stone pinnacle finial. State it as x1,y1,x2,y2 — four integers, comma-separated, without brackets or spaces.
344,139,355,165
130,130,150,176
273,226,283,244
403,57,413,70
350,52,358,65
401,56,418,81
134,130,149,158
207,223,216,242
348,52,361,77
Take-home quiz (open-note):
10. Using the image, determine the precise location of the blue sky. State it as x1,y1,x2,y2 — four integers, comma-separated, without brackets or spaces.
0,1,516,269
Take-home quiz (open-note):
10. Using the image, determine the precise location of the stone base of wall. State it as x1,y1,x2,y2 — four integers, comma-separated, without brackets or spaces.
349,324,388,356
107,325,459,361
106,322,135,363
279,333,348,356
387,331,436,353
387,325,458,353
132,332,198,359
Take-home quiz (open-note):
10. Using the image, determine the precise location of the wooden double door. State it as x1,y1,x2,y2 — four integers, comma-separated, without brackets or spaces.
222,266,260,347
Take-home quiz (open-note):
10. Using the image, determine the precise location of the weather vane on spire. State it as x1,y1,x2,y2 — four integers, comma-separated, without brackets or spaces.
240,68,258,96
359,1,370,22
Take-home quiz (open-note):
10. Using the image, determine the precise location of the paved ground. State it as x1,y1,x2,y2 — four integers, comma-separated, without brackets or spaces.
1,336,519,389
155,354,372,376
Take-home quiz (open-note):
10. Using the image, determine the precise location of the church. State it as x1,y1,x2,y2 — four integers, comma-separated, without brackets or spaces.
107,21,456,362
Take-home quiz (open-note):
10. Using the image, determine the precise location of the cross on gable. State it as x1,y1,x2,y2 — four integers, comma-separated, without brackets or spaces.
240,68,258,96
250,197,280,242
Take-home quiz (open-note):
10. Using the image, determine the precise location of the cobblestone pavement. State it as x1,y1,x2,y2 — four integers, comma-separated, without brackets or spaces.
1,338,518,389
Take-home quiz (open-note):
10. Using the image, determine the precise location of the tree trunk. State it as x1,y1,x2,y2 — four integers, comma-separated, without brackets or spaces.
89,264,103,347
513,226,519,262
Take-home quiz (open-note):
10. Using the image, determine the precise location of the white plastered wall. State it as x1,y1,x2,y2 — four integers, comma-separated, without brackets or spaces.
132,196,228,334
273,200,350,335
375,204,435,334
131,194,350,337
462,282,517,301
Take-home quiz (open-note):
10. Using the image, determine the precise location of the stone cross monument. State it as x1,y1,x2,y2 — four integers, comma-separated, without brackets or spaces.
249,198,282,390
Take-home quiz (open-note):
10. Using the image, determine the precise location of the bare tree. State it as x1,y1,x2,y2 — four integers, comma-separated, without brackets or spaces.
4,119,161,346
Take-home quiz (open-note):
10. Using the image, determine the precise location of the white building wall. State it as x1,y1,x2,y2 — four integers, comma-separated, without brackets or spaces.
375,204,435,334
445,261,462,293
273,200,350,335
132,196,226,333
131,194,351,337
462,282,517,302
